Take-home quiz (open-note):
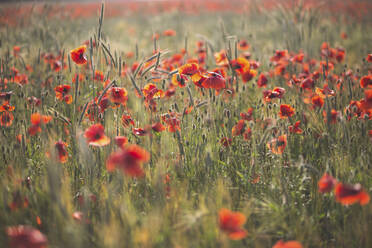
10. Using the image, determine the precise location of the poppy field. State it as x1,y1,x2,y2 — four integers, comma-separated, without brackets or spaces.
0,0,372,247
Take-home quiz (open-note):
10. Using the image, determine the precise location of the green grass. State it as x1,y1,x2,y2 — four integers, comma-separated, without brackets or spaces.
0,2,371,247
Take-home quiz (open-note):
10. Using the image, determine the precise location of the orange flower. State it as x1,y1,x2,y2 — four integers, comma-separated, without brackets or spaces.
257,73,268,88
241,68,257,83
232,120,246,137
54,84,72,104
0,112,13,127
367,54,372,63
161,112,181,132
7,225,48,248
288,121,303,134
55,141,68,163
28,113,52,136
219,208,247,240
318,173,337,193
238,40,250,50
106,144,150,177
115,136,128,149
214,50,229,67
163,29,176,36
360,75,372,88
178,63,199,76
201,72,226,90
172,73,188,88
84,124,110,147
142,83,164,100
108,87,128,106
267,135,287,154
335,183,370,206
121,114,135,127
152,122,166,132
279,104,295,119
70,45,87,65
311,95,324,108
240,108,253,121
273,240,303,248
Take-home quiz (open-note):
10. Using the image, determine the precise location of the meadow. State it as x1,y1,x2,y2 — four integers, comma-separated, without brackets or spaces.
0,0,372,247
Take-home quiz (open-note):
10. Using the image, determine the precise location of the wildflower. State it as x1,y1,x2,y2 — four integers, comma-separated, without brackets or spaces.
201,72,226,90
0,112,13,127
163,29,176,36
279,104,295,119
240,108,253,121
106,144,150,177
214,50,229,67
54,84,72,104
152,122,166,132
318,173,337,193
267,135,287,154
115,136,128,148
178,63,199,76
257,73,268,88
232,120,246,137
360,75,372,88
311,95,324,108
219,208,247,240
70,45,87,65
84,124,110,147
6,225,48,248
241,68,257,83
273,240,303,248
121,114,135,128
288,121,303,134
323,109,341,124
161,112,181,132
220,137,232,147
55,141,68,163
108,87,128,106
335,183,370,206
172,73,188,88
132,127,149,136
238,40,250,50
28,113,52,136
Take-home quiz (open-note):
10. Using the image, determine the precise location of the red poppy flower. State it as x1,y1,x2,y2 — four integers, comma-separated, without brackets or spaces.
214,50,229,67
273,240,303,248
172,73,188,88
108,87,128,106
161,112,181,132
270,50,288,62
230,57,250,74
142,83,164,100
267,135,287,154
220,137,232,147
0,112,14,127
241,68,257,83
360,75,372,88
132,127,149,136
279,104,295,119
106,144,150,177
318,173,337,193
0,102,15,112
28,113,52,136
121,114,135,128
323,109,340,124
288,121,303,134
257,73,268,88
300,77,314,90
367,54,372,63
219,208,247,240
311,95,324,108
334,183,370,206
163,29,176,36
201,72,226,90
55,141,68,163
94,70,104,81
178,63,199,76
54,84,72,104
6,225,48,248
238,40,250,50
232,120,246,137
70,45,87,65
152,122,166,132
13,46,21,57
115,136,128,148
84,124,110,147
240,108,253,121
